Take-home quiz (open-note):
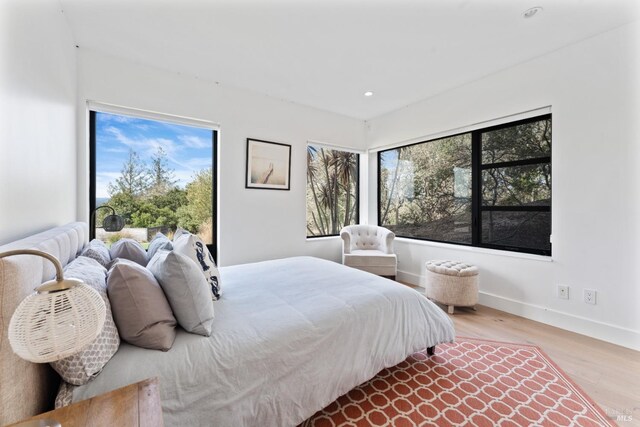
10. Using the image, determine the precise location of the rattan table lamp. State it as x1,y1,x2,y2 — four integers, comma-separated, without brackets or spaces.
0,249,106,363
91,205,125,232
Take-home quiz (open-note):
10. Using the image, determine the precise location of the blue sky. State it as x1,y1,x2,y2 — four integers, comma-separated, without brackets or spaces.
379,149,398,170
95,112,213,198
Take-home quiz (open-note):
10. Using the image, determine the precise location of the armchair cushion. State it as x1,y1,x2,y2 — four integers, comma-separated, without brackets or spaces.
344,251,397,268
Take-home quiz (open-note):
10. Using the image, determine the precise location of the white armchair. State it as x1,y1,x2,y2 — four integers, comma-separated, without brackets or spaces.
340,225,397,279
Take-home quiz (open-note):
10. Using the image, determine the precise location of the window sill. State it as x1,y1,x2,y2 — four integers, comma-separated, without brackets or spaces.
306,235,341,242
394,237,553,262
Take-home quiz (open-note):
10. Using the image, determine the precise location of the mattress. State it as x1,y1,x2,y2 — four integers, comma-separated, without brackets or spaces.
71,256,455,426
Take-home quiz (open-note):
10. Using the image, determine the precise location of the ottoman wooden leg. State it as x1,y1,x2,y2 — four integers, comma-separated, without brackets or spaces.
448,305,454,314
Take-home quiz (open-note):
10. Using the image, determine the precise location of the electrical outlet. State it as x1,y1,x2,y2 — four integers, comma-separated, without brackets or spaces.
584,289,597,305
557,285,569,299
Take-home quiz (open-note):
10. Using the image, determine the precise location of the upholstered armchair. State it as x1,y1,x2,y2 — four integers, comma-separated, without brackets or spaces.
340,225,397,279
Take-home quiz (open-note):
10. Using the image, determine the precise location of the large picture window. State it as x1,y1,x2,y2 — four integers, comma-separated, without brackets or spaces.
378,114,551,255
90,110,217,256
306,145,359,237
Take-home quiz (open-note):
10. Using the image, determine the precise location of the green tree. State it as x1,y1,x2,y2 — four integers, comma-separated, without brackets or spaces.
377,134,474,244
123,187,187,229
306,147,358,236
148,147,177,197
306,146,327,235
153,187,188,212
177,168,213,234
103,151,213,241
108,150,150,198
328,150,357,228
107,191,142,226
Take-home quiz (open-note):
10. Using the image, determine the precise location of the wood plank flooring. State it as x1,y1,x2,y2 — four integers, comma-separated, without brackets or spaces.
446,304,640,426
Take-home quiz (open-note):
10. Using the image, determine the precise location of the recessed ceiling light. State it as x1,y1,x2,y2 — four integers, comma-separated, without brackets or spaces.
523,6,543,18
364,91,374,97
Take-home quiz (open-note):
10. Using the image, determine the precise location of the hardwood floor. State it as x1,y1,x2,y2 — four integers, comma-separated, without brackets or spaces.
446,304,640,426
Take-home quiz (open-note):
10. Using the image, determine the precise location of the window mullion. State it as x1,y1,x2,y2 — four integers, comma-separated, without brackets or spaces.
481,156,551,170
480,206,551,212
471,130,481,246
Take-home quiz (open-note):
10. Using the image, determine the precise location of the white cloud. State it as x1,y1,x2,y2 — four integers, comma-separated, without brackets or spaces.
178,135,210,149
104,147,129,154
105,126,179,158
114,115,134,123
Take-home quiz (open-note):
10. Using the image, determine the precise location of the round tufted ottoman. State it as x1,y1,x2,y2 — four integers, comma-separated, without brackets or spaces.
425,260,479,314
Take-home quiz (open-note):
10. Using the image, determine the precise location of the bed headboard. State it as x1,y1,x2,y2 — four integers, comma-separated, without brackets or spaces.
0,222,88,425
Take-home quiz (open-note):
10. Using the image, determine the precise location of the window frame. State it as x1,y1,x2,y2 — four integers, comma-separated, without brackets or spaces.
377,114,551,256
89,109,218,260
306,144,361,239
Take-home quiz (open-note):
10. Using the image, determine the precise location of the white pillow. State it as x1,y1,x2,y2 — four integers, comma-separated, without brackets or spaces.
147,250,215,336
173,233,221,300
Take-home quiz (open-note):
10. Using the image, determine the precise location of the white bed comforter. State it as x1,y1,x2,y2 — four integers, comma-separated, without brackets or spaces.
71,256,455,426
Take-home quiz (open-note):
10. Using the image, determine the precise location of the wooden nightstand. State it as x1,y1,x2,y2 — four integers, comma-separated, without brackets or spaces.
8,378,163,427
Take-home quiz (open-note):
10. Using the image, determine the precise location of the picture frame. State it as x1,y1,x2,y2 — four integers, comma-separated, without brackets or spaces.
245,138,292,190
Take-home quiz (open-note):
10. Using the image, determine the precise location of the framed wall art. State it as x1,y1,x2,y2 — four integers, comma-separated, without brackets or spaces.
245,138,291,190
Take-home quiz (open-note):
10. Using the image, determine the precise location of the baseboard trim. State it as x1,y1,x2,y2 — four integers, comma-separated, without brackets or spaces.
478,292,640,351
397,269,424,286
397,269,640,351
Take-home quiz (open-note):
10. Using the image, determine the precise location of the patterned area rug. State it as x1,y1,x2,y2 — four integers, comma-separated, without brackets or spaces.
302,338,613,426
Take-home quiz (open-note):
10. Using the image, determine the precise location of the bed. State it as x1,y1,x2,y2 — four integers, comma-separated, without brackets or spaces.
0,223,455,426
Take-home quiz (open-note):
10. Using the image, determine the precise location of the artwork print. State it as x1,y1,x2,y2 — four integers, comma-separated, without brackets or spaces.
245,139,291,190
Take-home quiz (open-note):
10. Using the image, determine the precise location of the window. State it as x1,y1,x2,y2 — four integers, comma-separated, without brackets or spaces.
90,110,217,256
378,114,551,255
306,145,359,237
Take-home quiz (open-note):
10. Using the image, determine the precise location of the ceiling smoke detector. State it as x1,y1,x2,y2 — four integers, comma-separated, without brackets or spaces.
364,91,374,97
523,6,543,19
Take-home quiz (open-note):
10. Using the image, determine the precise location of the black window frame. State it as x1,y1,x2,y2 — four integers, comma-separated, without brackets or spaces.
306,146,361,238
377,114,551,256
89,110,218,260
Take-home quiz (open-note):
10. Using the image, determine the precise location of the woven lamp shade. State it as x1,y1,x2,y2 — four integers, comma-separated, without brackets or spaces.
8,279,106,363
1,249,108,363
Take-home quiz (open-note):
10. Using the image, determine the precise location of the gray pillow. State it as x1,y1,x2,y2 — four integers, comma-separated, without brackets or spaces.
107,259,177,351
173,232,221,300
147,250,214,336
50,257,120,385
147,232,173,260
110,238,148,266
80,239,111,268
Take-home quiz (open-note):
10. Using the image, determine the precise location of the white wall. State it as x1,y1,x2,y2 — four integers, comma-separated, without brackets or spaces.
76,50,366,267
0,1,77,244
366,22,640,350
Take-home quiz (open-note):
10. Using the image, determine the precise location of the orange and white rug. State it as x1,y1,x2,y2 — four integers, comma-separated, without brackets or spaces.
302,338,613,426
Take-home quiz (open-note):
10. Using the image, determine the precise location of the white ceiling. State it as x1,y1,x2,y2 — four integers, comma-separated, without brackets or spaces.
59,0,639,120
